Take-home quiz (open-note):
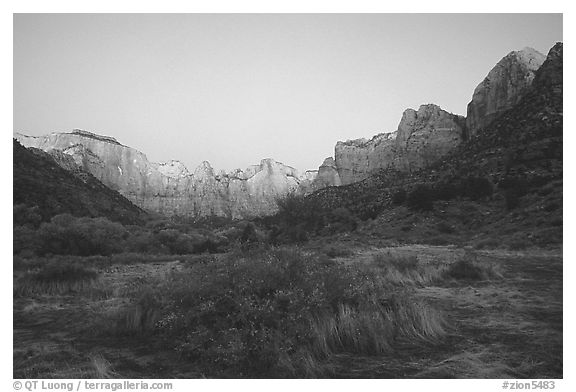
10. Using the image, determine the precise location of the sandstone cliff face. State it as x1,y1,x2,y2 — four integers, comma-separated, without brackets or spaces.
15,130,308,219
335,132,397,185
394,104,466,172
324,47,545,186
333,104,465,185
466,47,545,138
311,157,342,189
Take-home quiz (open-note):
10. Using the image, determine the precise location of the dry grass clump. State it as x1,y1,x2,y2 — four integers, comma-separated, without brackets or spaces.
14,261,100,297
110,287,163,336
88,353,119,378
311,297,446,358
372,253,444,286
371,250,502,287
97,246,448,377
414,349,532,378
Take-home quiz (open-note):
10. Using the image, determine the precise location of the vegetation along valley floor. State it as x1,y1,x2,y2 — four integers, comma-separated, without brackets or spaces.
13,234,562,378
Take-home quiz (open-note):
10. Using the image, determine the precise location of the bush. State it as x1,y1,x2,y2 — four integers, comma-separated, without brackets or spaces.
36,214,128,256
432,182,455,201
473,238,501,249
444,254,502,281
13,225,39,256
239,222,259,249
274,192,326,241
323,244,354,258
436,221,455,234
125,230,166,254
391,188,407,205
499,177,529,211
109,247,447,376
275,192,322,228
407,185,435,211
461,177,494,200
13,204,42,228
324,208,358,234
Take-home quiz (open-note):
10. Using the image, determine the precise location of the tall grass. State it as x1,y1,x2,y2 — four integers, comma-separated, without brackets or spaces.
310,296,447,359
88,354,119,379
99,247,449,377
14,262,100,297
371,251,502,287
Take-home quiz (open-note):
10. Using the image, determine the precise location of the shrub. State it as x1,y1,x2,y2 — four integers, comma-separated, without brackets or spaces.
125,230,166,254
13,225,39,256
13,204,42,228
427,236,451,246
407,185,435,211
473,238,501,250
108,247,447,376
433,182,459,201
275,192,321,228
239,222,259,249
274,192,325,241
436,221,455,234
544,202,560,212
461,177,494,200
325,208,358,233
36,214,128,256
193,239,220,254
323,244,354,258
392,188,407,205
504,189,523,210
443,254,502,281
155,229,195,254
499,177,529,211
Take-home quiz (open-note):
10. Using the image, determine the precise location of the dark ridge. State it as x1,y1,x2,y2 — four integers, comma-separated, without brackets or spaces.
13,139,143,224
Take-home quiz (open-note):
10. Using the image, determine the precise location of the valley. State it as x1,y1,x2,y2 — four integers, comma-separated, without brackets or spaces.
13,32,563,379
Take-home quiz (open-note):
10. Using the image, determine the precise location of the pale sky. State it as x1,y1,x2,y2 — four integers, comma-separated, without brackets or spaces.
13,14,562,173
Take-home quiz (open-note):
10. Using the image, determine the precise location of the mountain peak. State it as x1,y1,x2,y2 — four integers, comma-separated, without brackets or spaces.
466,46,546,137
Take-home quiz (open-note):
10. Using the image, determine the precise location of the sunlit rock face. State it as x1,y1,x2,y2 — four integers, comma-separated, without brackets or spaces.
14,130,311,219
326,47,547,186
466,47,546,138
335,132,397,185
333,104,465,185
394,104,466,172
310,157,341,189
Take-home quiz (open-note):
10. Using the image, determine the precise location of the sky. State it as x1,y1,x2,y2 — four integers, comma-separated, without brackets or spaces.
13,14,562,173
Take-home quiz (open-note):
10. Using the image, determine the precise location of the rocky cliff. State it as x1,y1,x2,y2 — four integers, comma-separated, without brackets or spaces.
305,42,562,247
333,104,465,185
15,130,310,219
320,46,546,186
310,157,341,190
15,44,555,219
466,47,546,138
